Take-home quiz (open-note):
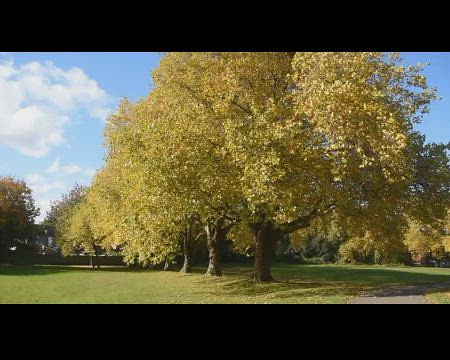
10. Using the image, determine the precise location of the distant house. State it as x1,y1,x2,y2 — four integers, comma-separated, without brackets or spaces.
35,224,59,254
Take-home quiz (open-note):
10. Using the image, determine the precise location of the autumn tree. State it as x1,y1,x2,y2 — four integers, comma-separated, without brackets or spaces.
0,177,39,260
142,52,440,281
96,100,185,268
408,134,450,226
85,165,125,257
144,56,243,275
100,72,241,275
404,220,448,264
64,200,95,252
404,135,450,264
46,184,88,254
44,183,87,227
88,52,448,282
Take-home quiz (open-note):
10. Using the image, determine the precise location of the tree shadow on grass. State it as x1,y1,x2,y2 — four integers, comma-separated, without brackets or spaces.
271,264,450,287
198,276,361,301
0,265,136,276
3,264,450,304
0,264,225,276
188,264,450,303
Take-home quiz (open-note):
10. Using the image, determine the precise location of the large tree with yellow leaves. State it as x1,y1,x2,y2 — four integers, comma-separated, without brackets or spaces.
88,52,447,281
145,52,440,280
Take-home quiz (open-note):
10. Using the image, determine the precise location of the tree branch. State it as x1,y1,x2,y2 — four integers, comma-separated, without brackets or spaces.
230,99,253,115
194,231,205,242
278,203,336,235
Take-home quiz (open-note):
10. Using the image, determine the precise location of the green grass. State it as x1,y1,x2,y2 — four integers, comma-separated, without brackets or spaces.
2,263,450,304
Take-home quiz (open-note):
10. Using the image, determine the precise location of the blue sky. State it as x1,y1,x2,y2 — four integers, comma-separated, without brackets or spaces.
0,52,449,222
402,52,450,144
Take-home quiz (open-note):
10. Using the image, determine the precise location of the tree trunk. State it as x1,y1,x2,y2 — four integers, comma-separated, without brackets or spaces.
180,227,193,274
205,219,225,277
163,257,170,271
251,221,275,282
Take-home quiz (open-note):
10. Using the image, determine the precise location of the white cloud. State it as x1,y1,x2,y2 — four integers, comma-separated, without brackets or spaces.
46,158,87,175
25,174,66,195
25,173,69,223
26,167,97,223
46,158,61,173
35,198,53,223
63,164,82,175
85,168,97,177
27,157,98,223
0,58,112,157
0,58,16,78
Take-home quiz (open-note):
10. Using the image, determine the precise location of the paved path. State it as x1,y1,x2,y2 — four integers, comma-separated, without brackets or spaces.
350,282,450,304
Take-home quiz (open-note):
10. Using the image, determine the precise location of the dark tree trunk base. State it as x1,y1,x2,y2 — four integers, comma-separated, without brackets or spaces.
180,225,193,274
250,272,274,282
179,264,192,274
163,259,170,271
251,221,276,282
205,220,224,277
180,254,192,274
205,265,222,277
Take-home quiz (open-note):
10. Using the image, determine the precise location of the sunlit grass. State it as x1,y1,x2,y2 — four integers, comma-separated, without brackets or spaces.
2,263,450,304
426,291,450,304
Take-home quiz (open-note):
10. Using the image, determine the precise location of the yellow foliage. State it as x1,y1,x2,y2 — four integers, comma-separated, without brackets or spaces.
73,53,446,264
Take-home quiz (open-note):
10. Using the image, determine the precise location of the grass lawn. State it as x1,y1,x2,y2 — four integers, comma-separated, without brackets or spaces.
2,263,450,304
426,291,450,304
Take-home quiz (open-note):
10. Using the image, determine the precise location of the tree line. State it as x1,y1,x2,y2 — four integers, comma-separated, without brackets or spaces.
4,53,449,281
